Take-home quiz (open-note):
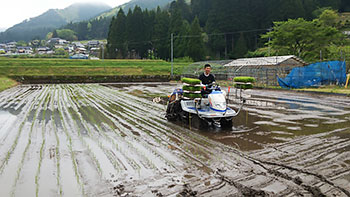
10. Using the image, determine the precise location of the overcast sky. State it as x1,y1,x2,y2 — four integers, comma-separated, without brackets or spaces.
0,0,130,31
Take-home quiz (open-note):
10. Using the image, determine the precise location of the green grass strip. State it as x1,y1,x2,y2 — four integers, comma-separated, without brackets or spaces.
0,76,17,92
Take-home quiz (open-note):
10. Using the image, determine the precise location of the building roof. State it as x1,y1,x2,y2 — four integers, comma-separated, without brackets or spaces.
223,55,306,67
88,40,99,45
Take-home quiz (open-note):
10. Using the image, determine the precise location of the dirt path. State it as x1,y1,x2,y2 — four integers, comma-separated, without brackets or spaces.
0,84,349,196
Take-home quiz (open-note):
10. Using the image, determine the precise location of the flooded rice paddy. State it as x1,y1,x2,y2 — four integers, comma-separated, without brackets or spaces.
0,83,349,196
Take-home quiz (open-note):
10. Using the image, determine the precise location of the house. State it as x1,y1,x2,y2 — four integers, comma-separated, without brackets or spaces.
223,55,306,85
89,47,100,57
6,42,17,52
87,40,100,48
6,42,16,48
17,46,33,54
48,38,68,45
75,47,87,54
37,47,51,54
72,42,85,49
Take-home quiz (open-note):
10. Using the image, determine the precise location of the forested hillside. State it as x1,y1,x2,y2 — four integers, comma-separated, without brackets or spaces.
0,3,111,42
58,0,174,40
106,0,350,61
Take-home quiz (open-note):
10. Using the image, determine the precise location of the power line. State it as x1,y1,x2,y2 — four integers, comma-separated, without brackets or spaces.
109,28,270,45
174,28,269,38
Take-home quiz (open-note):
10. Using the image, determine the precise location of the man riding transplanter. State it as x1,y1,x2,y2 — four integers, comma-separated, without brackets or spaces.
199,64,217,96
199,64,215,85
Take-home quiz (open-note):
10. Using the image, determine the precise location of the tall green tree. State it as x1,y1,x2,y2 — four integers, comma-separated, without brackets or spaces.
316,0,341,10
52,30,58,38
340,0,350,12
318,9,339,27
186,17,205,61
126,6,149,58
153,7,170,60
107,9,127,59
191,0,211,27
232,33,248,58
107,16,117,58
262,16,343,61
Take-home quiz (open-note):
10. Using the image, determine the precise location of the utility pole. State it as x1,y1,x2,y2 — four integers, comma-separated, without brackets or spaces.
171,33,174,78
268,36,271,57
102,44,104,61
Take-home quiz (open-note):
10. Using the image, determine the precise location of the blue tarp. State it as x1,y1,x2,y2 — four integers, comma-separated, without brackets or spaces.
278,61,347,89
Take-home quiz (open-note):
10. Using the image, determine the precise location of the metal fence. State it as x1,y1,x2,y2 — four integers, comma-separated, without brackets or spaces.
182,59,348,87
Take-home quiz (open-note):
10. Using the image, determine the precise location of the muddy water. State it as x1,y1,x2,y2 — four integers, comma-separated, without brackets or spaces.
0,83,349,196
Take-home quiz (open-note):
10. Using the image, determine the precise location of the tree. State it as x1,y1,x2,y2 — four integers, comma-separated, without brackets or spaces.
54,48,67,56
191,0,211,27
107,16,118,59
126,6,148,58
186,17,205,61
316,0,341,10
16,41,27,47
57,29,78,41
52,30,58,38
153,7,170,60
262,17,343,61
107,9,127,59
340,0,350,12
318,9,339,27
232,33,248,58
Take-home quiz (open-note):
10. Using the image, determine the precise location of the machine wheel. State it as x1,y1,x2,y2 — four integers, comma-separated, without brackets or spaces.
166,102,177,121
180,111,189,124
220,118,233,128
166,100,183,121
190,114,207,129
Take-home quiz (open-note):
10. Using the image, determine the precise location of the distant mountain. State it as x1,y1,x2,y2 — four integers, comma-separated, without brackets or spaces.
97,0,174,19
0,2,111,42
0,28,6,33
57,0,175,40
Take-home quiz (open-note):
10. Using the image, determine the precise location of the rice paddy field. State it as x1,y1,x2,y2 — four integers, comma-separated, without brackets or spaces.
0,83,349,196
0,58,188,76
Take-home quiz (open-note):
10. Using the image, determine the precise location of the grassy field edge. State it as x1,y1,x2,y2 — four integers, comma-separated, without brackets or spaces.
0,76,18,92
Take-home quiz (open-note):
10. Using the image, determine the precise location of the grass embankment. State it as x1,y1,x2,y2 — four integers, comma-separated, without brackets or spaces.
0,58,188,76
0,76,18,91
218,81,350,96
298,86,350,95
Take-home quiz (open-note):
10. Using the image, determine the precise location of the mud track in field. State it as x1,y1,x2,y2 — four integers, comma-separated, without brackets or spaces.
0,83,349,196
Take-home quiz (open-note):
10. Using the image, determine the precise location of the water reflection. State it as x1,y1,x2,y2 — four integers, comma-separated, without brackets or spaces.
0,109,18,138
110,83,350,151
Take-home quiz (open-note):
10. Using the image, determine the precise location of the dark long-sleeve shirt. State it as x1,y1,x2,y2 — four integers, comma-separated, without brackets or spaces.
199,73,215,85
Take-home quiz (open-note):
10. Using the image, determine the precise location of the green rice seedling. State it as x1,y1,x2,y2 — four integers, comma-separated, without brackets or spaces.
233,76,256,83
56,89,85,195
182,85,201,91
234,84,254,89
181,78,201,85
0,88,47,175
183,93,202,99
51,88,63,195
11,87,49,196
